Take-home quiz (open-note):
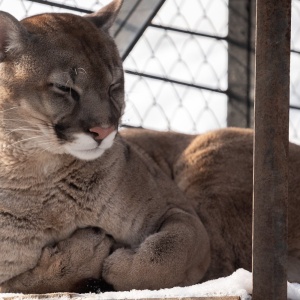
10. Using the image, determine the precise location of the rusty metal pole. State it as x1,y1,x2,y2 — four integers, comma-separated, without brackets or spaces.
252,0,291,299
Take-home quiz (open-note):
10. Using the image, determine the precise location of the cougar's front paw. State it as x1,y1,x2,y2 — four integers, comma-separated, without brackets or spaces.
44,228,114,292
102,248,135,291
2,228,114,293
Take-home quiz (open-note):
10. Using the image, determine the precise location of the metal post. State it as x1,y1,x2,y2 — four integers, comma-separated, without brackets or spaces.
252,0,291,299
227,0,256,128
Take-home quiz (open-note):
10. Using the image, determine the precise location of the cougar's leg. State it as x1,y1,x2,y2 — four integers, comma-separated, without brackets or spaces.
102,208,210,291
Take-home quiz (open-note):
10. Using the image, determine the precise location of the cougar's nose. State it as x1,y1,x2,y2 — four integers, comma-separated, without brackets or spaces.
89,126,115,140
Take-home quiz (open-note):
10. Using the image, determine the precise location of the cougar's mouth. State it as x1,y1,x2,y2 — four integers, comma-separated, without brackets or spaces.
64,130,117,161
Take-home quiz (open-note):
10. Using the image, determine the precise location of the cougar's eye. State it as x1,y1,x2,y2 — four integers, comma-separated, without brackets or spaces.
55,84,69,93
50,83,80,102
109,83,121,97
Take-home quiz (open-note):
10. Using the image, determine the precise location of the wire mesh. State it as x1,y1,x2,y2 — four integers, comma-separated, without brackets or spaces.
122,0,229,133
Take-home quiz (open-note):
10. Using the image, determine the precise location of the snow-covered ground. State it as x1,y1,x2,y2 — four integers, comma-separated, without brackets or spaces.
1,269,300,300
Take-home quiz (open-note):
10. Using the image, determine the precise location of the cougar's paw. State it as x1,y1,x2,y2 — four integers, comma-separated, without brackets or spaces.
42,228,113,291
102,248,135,291
48,228,113,274
2,227,114,293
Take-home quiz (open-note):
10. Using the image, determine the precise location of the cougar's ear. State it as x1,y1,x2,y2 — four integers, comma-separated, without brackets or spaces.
85,0,123,32
0,11,27,62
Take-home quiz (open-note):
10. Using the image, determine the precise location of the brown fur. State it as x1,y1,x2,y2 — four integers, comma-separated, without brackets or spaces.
0,0,300,294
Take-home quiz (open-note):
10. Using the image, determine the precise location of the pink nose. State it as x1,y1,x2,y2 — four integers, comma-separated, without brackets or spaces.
89,126,115,140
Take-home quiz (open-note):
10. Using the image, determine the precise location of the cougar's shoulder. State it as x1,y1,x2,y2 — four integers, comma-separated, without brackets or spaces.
120,128,195,178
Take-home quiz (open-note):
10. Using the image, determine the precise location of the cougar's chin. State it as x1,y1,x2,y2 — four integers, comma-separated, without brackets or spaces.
64,130,117,161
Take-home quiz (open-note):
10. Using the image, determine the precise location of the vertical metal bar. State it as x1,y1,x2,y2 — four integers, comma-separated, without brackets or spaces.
252,0,291,299
227,0,255,128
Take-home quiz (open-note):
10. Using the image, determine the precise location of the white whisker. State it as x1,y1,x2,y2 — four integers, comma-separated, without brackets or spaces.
5,127,41,134
25,145,53,158
0,106,19,113
10,135,46,146
2,116,49,127
35,139,58,146
26,115,49,124
2,118,26,122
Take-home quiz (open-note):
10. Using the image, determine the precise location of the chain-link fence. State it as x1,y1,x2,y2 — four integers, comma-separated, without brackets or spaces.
123,0,228,133
0,0,300,140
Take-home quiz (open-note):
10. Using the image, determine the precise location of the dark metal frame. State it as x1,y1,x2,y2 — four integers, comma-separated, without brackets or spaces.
114,0,167,59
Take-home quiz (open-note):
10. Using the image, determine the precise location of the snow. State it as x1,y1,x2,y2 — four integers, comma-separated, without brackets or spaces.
1,269,300,300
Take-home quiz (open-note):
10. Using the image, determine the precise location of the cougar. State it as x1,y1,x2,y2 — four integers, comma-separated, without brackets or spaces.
0,0,300,294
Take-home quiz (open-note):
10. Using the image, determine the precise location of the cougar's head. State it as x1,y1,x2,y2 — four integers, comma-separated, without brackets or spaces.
0,0,124,160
